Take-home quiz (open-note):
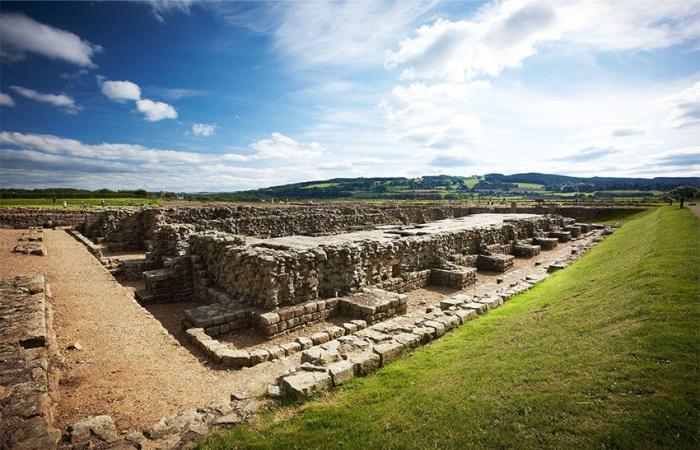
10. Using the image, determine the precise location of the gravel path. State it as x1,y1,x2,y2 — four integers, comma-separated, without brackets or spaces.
0,229,292,432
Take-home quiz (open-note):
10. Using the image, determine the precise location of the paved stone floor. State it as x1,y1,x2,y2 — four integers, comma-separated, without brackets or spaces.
248,213,539,249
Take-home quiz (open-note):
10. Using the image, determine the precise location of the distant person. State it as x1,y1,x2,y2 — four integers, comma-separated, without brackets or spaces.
52,195,57,205
62,201,67,209
101,199,105,208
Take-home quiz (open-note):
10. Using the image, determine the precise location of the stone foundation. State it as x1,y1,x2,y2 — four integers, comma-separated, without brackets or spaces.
476,253,515,272
0,276,60,450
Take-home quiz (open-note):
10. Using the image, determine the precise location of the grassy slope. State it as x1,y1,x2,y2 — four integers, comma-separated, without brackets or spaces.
199,207,699,450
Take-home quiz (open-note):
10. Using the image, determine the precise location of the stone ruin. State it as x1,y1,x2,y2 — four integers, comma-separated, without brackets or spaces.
0,203,614,448
59,205,602,369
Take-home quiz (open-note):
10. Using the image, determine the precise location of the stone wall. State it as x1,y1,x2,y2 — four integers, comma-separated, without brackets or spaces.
0,208,97,229
187,215,564,310
0,275,60,450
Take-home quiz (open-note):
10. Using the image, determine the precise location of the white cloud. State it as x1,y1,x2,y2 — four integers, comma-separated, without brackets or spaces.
192,123,216,137
0,92,15,107
9,85,81,113
250,132,324,160
0,131,338,191
224,1,433,69
664,81,700,129
386,0,700,81
99,79,142,102
381,80,488,152
145,0,194,23
135,99,178,122
0,13,101,67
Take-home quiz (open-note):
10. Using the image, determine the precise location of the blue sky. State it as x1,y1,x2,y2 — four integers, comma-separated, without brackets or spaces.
1,0,699,191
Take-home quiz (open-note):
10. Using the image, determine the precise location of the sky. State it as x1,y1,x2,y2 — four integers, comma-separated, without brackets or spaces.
0,0,699,192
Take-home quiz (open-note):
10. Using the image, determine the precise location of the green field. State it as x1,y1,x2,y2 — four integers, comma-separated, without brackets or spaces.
199,206,699,450
0,198,160,208
515,182,545,189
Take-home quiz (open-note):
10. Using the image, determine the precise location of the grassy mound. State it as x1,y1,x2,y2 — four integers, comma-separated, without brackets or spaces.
199,206,699,450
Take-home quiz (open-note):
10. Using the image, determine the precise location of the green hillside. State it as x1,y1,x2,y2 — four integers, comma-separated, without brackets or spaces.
222,173,699,201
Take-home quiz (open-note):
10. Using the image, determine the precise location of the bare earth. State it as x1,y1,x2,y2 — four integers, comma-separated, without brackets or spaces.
0,226,591,433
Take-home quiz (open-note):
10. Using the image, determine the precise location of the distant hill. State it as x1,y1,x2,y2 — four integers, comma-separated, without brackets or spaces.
221,173,700,201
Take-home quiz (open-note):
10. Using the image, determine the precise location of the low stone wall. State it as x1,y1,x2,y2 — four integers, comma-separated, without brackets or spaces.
140,256,193,303
0,275,60,450
13,227,47,256
0,207,97,229
375,269,432,293
476,254,515,272
429,267,478,289
272,228,609,401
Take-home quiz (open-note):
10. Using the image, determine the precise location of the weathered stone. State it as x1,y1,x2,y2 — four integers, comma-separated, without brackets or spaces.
281,371,332,399
249,349,270,365
327,360,355,386
349,351,381,376
219,349,250,369
373,341,405,366
69,415,118,444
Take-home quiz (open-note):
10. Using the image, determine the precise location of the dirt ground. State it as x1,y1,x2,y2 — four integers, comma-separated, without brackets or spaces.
0,226,592,433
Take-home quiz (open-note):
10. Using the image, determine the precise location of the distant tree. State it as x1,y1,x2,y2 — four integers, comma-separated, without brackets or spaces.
668,186,698,209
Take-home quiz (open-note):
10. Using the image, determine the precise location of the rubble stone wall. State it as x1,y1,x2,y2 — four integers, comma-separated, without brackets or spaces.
0,275,60,450
188,215,564,309
0,208,97,229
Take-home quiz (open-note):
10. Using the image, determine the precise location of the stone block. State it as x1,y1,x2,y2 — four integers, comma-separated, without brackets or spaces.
350,351,381,376
327,360,355,386
220,349,250,369
281,371,332,400
373,341,405,366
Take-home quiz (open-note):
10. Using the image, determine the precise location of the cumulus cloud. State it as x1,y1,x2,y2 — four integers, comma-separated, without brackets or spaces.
135,99,178,122
99,79,142,102
191,123,216,137
664,81,700,129
551,146,618,162
9,85,81,113
250,132,324,160
0,13,101,67
381,80,488,151
386,0,700,81
0,92,15,107
0,131,338,191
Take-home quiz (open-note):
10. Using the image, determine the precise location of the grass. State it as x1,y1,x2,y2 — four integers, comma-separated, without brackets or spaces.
198,206,699,450
515,182,545,189
0,198,160,208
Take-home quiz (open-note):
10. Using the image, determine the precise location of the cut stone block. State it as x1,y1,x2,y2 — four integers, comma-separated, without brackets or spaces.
281,371,332,400
349,351,381,376
373,341,405,366
327,360,355,386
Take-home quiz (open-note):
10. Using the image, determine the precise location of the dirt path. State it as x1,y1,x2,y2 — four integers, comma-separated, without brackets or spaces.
0,229,292,431
689,204,700,219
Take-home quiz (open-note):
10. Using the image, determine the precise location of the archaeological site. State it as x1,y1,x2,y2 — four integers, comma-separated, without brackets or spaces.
0,203,617,449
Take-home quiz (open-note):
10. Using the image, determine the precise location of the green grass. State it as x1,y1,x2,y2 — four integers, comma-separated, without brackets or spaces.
515,182,545,189
198,206,699,450
0,198,160,208
300,182,341,189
